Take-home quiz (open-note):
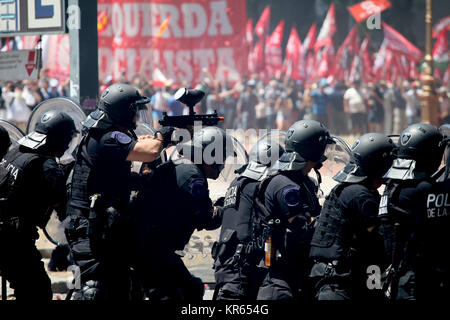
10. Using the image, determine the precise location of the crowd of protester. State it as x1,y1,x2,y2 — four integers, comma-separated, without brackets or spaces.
117,69,450,135
1,67,449,136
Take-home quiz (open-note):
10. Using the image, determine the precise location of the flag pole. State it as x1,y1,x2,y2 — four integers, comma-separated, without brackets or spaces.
420,0,439,126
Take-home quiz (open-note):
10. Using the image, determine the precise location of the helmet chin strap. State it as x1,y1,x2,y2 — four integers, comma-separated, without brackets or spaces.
313,167,322,186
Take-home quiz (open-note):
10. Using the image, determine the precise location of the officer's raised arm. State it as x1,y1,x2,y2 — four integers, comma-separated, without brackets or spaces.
126,127,174,162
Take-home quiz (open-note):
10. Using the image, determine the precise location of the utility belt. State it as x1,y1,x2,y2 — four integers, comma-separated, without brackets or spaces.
211,229,261,267
259,218,313,268
67,194,122,244
0,198,22,234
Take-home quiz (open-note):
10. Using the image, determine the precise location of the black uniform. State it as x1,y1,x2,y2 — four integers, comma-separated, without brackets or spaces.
213,176,265,300
414,178,450,300
65,130,138,300
310,183,386,300
380,178,450,300
256,172,320,300
130,160,222,301
379,123,446,300
0,146,66,300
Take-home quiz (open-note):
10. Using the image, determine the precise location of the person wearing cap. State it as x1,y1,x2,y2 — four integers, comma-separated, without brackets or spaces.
253,120,335,300
0,110,78,300
48,78,61,99
213,139,285,300
65,83,174,300
378,123,447,300
309,133,396,300
0,124,11,159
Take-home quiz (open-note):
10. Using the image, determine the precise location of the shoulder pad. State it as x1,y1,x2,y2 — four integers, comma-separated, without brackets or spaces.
189,178,208,199
282,185,301,207
110,131,132,145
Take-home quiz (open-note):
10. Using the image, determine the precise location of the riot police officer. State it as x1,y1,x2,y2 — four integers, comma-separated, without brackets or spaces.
0,110,77,300
0,125,11,159
213,139,285,300
379,123,446,300
130,126,234,301
253,120,335,300
309,133,396,300
65,83,173,300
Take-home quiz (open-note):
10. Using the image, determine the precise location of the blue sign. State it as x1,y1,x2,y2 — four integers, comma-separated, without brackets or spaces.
35,0,54,19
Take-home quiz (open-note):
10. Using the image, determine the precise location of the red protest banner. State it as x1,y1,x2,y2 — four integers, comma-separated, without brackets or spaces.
382,22,422,62
348,0,392,23
97,0,248,84
265,20,284,78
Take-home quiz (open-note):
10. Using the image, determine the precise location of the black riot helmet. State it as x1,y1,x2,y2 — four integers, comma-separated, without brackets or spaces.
334,133,396,183
285,120,335,162
97,83,150,130
179,126,235,173
384,123,445,180
240,139,285,181
18,110,78,157
272,120,334,172
0,125,11,159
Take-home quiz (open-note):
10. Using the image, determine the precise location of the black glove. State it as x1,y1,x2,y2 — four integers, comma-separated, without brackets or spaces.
214,196,225,207
155,126,175,148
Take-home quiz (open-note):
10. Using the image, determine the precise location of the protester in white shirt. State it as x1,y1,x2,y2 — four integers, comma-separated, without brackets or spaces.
344,81,366,136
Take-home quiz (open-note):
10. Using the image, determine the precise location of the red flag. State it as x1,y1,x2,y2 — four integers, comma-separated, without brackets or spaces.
360,36,373,82
315,3,336,51
348,0,392,23
300,24,317,80
283,27,302,80
317,47,334,79
305,51,316,83
433,16,450,38
255,6,271,38
373,40,387,78
391,54,407,81
334,26,359,79
433,28,449,64
382,22,422,62
265,20,285,78
249,38,265,74
303,23,317,52
246,19,254,46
